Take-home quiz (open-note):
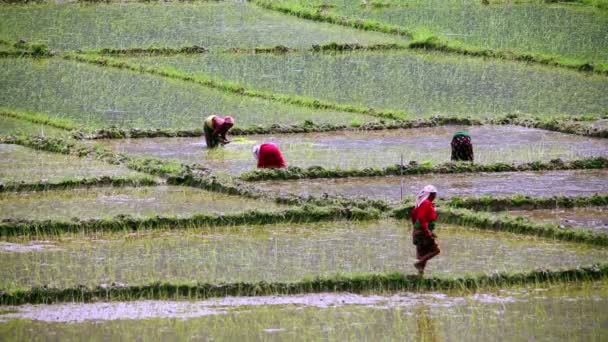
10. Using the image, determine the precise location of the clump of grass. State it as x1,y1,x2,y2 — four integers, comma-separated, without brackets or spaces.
0,175,159,193
446,194,608,211
0,108,78,131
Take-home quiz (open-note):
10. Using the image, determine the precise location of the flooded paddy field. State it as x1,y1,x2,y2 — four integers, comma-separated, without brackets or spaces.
1,220,606,289
0,2,405,51
254,169,608,204
0,58,375,131
0,185,283,221
274,0,608,63
97,125,608,175
507,206,608,232
1,281,607,340
0,144,147,184
130,50,608,117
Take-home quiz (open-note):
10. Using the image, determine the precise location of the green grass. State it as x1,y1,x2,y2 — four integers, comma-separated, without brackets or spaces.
0,221,606,289
0,115,68,137
0,2,406,51
263,0,608,64
124,50,608,118
0,58,376,131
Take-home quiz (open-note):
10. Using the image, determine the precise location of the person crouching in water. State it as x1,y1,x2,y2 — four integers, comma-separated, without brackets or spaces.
451,131,473,161
253,143,286,169
203,115,234,148
411,185,440,276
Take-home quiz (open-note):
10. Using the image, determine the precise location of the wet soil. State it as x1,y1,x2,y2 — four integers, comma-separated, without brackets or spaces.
254,169,608,204
508,206,608,231
96,125,608,175
1,221,606,289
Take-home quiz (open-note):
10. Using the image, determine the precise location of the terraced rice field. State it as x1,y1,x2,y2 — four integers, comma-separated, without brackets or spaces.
254,169,608,203
97,125,608,174
0,2,406,51
128,51,608,117
0,58,374,131
0,0,606,339
269,0,608,63
0,144,149,184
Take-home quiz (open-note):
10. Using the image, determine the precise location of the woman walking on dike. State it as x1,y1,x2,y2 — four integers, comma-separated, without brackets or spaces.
253,143,286,169
204,115,234,148
451,131,473,161
411,185,440,276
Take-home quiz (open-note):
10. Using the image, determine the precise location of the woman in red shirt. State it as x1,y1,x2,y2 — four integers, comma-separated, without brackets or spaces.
252,143,286,169
410,185,440,276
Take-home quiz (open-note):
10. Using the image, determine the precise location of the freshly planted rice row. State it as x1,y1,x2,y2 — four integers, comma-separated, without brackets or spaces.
0,221,606,289
128,51,608,117
96,125,608,175
0,58,374,131
0,2,406,51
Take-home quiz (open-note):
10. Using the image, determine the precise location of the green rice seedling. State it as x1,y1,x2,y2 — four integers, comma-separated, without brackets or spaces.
0,2,406,51
124,50,608,119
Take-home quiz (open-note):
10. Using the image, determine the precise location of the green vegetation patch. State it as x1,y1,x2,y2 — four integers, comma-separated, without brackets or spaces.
253,169,608,204
0,143,148,184
0,2,406,51
0,58,375,131
262,0,608,64
506,206,608,232
0,115,67,138
447,194,608,211
127,51,608,118
1,281,607,339
0,221,606,290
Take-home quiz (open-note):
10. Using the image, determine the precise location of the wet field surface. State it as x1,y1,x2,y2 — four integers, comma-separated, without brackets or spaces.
1,221,606,289
0,185,284,221
254,169,608,204
0,144,148,184
1,281,606,340
95,125,608,175
507,206,608,232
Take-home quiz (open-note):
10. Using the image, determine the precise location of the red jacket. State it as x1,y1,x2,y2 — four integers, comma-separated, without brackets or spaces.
411,199,437,238
211,116,232,138
257,143,286,169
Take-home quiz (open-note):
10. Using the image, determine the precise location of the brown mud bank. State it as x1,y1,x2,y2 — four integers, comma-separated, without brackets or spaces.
95,125,608,175
254,169,608,204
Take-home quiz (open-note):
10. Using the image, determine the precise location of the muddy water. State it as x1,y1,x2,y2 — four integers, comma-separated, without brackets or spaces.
96,125,608,175
508,207,608,231
255,169,608,204
0,144,147,183
0,185,283,221
1,221,606,289
0,282,606,340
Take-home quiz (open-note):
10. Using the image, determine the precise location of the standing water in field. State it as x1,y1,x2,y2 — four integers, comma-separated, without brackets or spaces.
96,125,608,175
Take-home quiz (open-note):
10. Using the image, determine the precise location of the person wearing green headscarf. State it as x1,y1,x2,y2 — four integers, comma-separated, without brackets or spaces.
451,131,473,161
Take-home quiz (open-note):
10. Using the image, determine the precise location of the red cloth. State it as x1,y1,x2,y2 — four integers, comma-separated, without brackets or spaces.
411,199,437,238
257,143,286,169
211,116,233,137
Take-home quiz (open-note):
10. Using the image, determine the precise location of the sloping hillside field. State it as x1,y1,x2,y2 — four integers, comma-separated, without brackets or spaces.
0,0,606,339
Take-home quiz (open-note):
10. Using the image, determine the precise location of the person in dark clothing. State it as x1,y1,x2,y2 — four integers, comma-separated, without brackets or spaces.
451,131,473,161
204,115,234,148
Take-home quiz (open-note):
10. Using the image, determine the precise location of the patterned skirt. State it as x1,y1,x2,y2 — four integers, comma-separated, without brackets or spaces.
451,136,474,161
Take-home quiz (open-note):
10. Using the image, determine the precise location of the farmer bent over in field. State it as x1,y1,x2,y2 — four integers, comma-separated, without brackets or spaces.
411,185,440,276
451,131,473,161
204,115,234,148
252,143,286,169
